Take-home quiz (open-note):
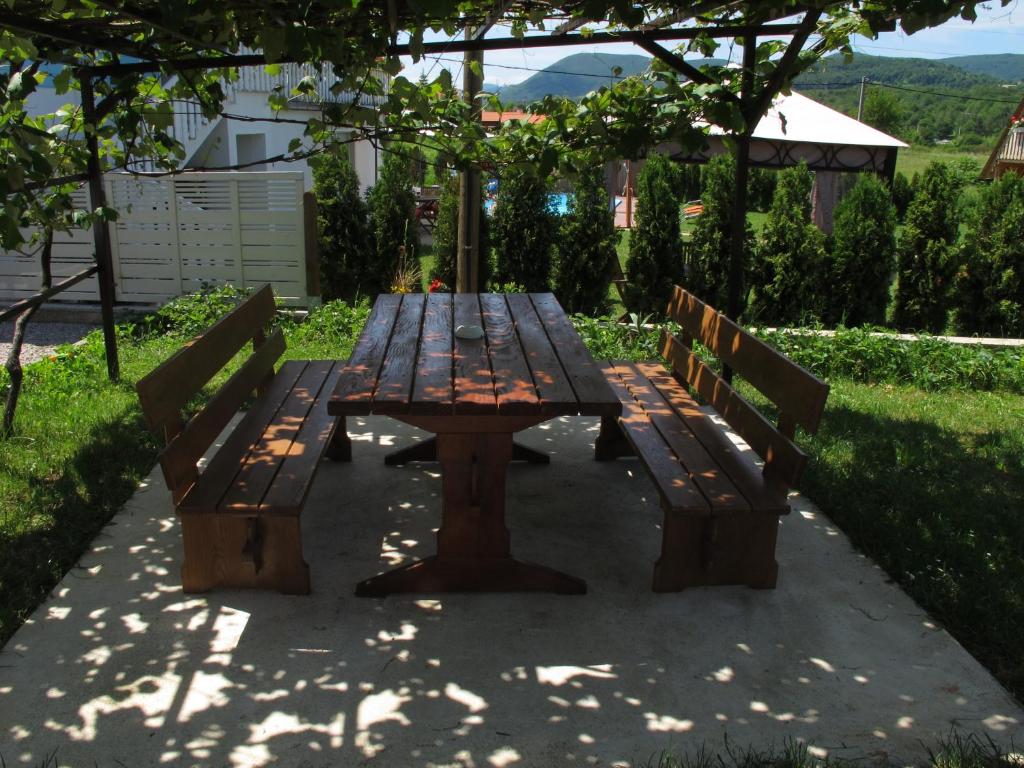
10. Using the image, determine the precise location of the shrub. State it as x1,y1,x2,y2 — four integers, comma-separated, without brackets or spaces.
678,163,702,202
893,161,960,333
748,162,828,325
553,165,620,315
685,154,753,312
311,149,372,301
149,284,251,338
625,153,683,315
891,171,913,221
954,172,1024,337
431,175,492,290
366,150,417,296
747,167,777,212
492,168,556,292
825,174,898,327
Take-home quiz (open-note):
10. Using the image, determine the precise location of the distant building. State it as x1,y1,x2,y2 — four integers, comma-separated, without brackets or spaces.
981,96,1024,179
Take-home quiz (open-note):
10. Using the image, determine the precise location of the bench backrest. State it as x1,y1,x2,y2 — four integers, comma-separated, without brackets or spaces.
136,284,284,503
661,285,829,487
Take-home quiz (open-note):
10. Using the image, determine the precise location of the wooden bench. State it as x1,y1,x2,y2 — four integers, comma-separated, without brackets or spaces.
136,284,351,594
595,285,829,592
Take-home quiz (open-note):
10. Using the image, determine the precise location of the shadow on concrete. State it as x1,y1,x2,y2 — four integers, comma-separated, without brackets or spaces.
0,415,1021,767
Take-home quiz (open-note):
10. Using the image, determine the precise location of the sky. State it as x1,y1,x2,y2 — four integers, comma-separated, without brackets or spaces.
399,2,1024,87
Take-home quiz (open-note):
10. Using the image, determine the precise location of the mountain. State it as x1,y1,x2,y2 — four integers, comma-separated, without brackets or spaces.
944,53,1024,84
794,53,1023,145
488,53,652,105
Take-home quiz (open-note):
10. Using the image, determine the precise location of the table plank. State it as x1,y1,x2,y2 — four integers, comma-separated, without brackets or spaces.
373,293,426,413
329,293,401,415
505,293,578,416
410,292,455,415
453,293,498,414
480,293,539,415
530,293,620,417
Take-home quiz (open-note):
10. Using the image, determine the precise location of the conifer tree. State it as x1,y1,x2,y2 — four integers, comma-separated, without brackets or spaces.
431,175,491,289
826,174,898,326
367,149,417,295
625,153,683,315
492,168,555,291
311,148,371,301
954,172,1024,337
893,161,960,333
553,164,619,315
748,162,828,325
686,154,752,311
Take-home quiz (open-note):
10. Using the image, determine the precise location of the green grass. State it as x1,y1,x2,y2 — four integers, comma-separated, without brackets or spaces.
896,145,990,179
798,379,1024,698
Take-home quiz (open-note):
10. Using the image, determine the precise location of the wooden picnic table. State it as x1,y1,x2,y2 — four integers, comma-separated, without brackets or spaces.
328,292,621,596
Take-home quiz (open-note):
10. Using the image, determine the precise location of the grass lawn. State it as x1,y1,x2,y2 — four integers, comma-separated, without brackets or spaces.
1,309,1023,708
896,145,990,178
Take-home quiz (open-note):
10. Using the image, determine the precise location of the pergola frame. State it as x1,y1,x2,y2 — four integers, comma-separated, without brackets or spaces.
3,0,913,382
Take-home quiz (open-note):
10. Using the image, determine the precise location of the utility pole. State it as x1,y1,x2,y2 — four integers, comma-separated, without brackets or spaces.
857,76,868,121
456,29,484,293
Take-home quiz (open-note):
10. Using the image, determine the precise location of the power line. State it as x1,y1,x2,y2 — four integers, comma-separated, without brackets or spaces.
796,79,1021,104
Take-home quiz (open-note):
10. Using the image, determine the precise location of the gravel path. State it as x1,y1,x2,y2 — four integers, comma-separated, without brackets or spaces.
0,320,98,367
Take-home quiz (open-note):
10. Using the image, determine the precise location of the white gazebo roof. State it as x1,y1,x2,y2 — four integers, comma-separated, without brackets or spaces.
743,90,907,148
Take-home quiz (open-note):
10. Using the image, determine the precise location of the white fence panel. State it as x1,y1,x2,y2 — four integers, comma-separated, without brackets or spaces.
0,188,101,302
1,172,312,307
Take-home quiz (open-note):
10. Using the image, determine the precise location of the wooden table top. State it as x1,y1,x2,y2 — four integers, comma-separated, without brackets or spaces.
328,292,621,418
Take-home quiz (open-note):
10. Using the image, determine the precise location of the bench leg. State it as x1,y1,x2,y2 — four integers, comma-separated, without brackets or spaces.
179,514,311,595
325,415,352,462
594,415,633,461
653,509,780,591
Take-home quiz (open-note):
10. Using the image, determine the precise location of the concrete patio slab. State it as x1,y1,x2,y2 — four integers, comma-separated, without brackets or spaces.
1,415,1021,768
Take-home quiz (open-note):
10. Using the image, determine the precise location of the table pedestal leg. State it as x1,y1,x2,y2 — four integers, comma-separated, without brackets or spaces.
357,431,585,596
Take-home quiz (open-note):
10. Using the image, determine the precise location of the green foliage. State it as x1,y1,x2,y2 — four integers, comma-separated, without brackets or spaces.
625,153,683,315
685,155,744,310
571,315,666,360
893,161,960,332
755,327,1024,393
430,174,461,288
677,163,703,203
553,165,619,315
862,88,903,135
491,168,555,292
748,163,828,325
367,150,417,296
430,175,491,289
954,173,1024,337
311,149,372,301
891,171,913,220
148,284,251,338
825,174,898,326
746,167,777,212
290,298,371,349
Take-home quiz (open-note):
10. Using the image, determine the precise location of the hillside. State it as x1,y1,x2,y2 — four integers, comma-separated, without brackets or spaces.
945,53,1024,83
484,50,1024,145
490,52,653,104
794,53,1022,145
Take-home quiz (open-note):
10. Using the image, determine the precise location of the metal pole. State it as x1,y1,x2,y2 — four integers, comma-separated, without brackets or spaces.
857,76,868,121
79,71,120,382
456,29,484,293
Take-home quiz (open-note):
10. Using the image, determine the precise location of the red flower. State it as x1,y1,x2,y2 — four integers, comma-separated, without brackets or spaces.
429,278,446,293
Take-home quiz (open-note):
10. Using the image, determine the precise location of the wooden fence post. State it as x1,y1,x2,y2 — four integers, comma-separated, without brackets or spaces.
303,192,321,305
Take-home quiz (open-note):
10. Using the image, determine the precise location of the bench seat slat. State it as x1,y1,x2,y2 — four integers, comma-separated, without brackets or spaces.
636,363,790,515
623,362,750,514
261,361,344,515
602,361,710,515
217,360,335,514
